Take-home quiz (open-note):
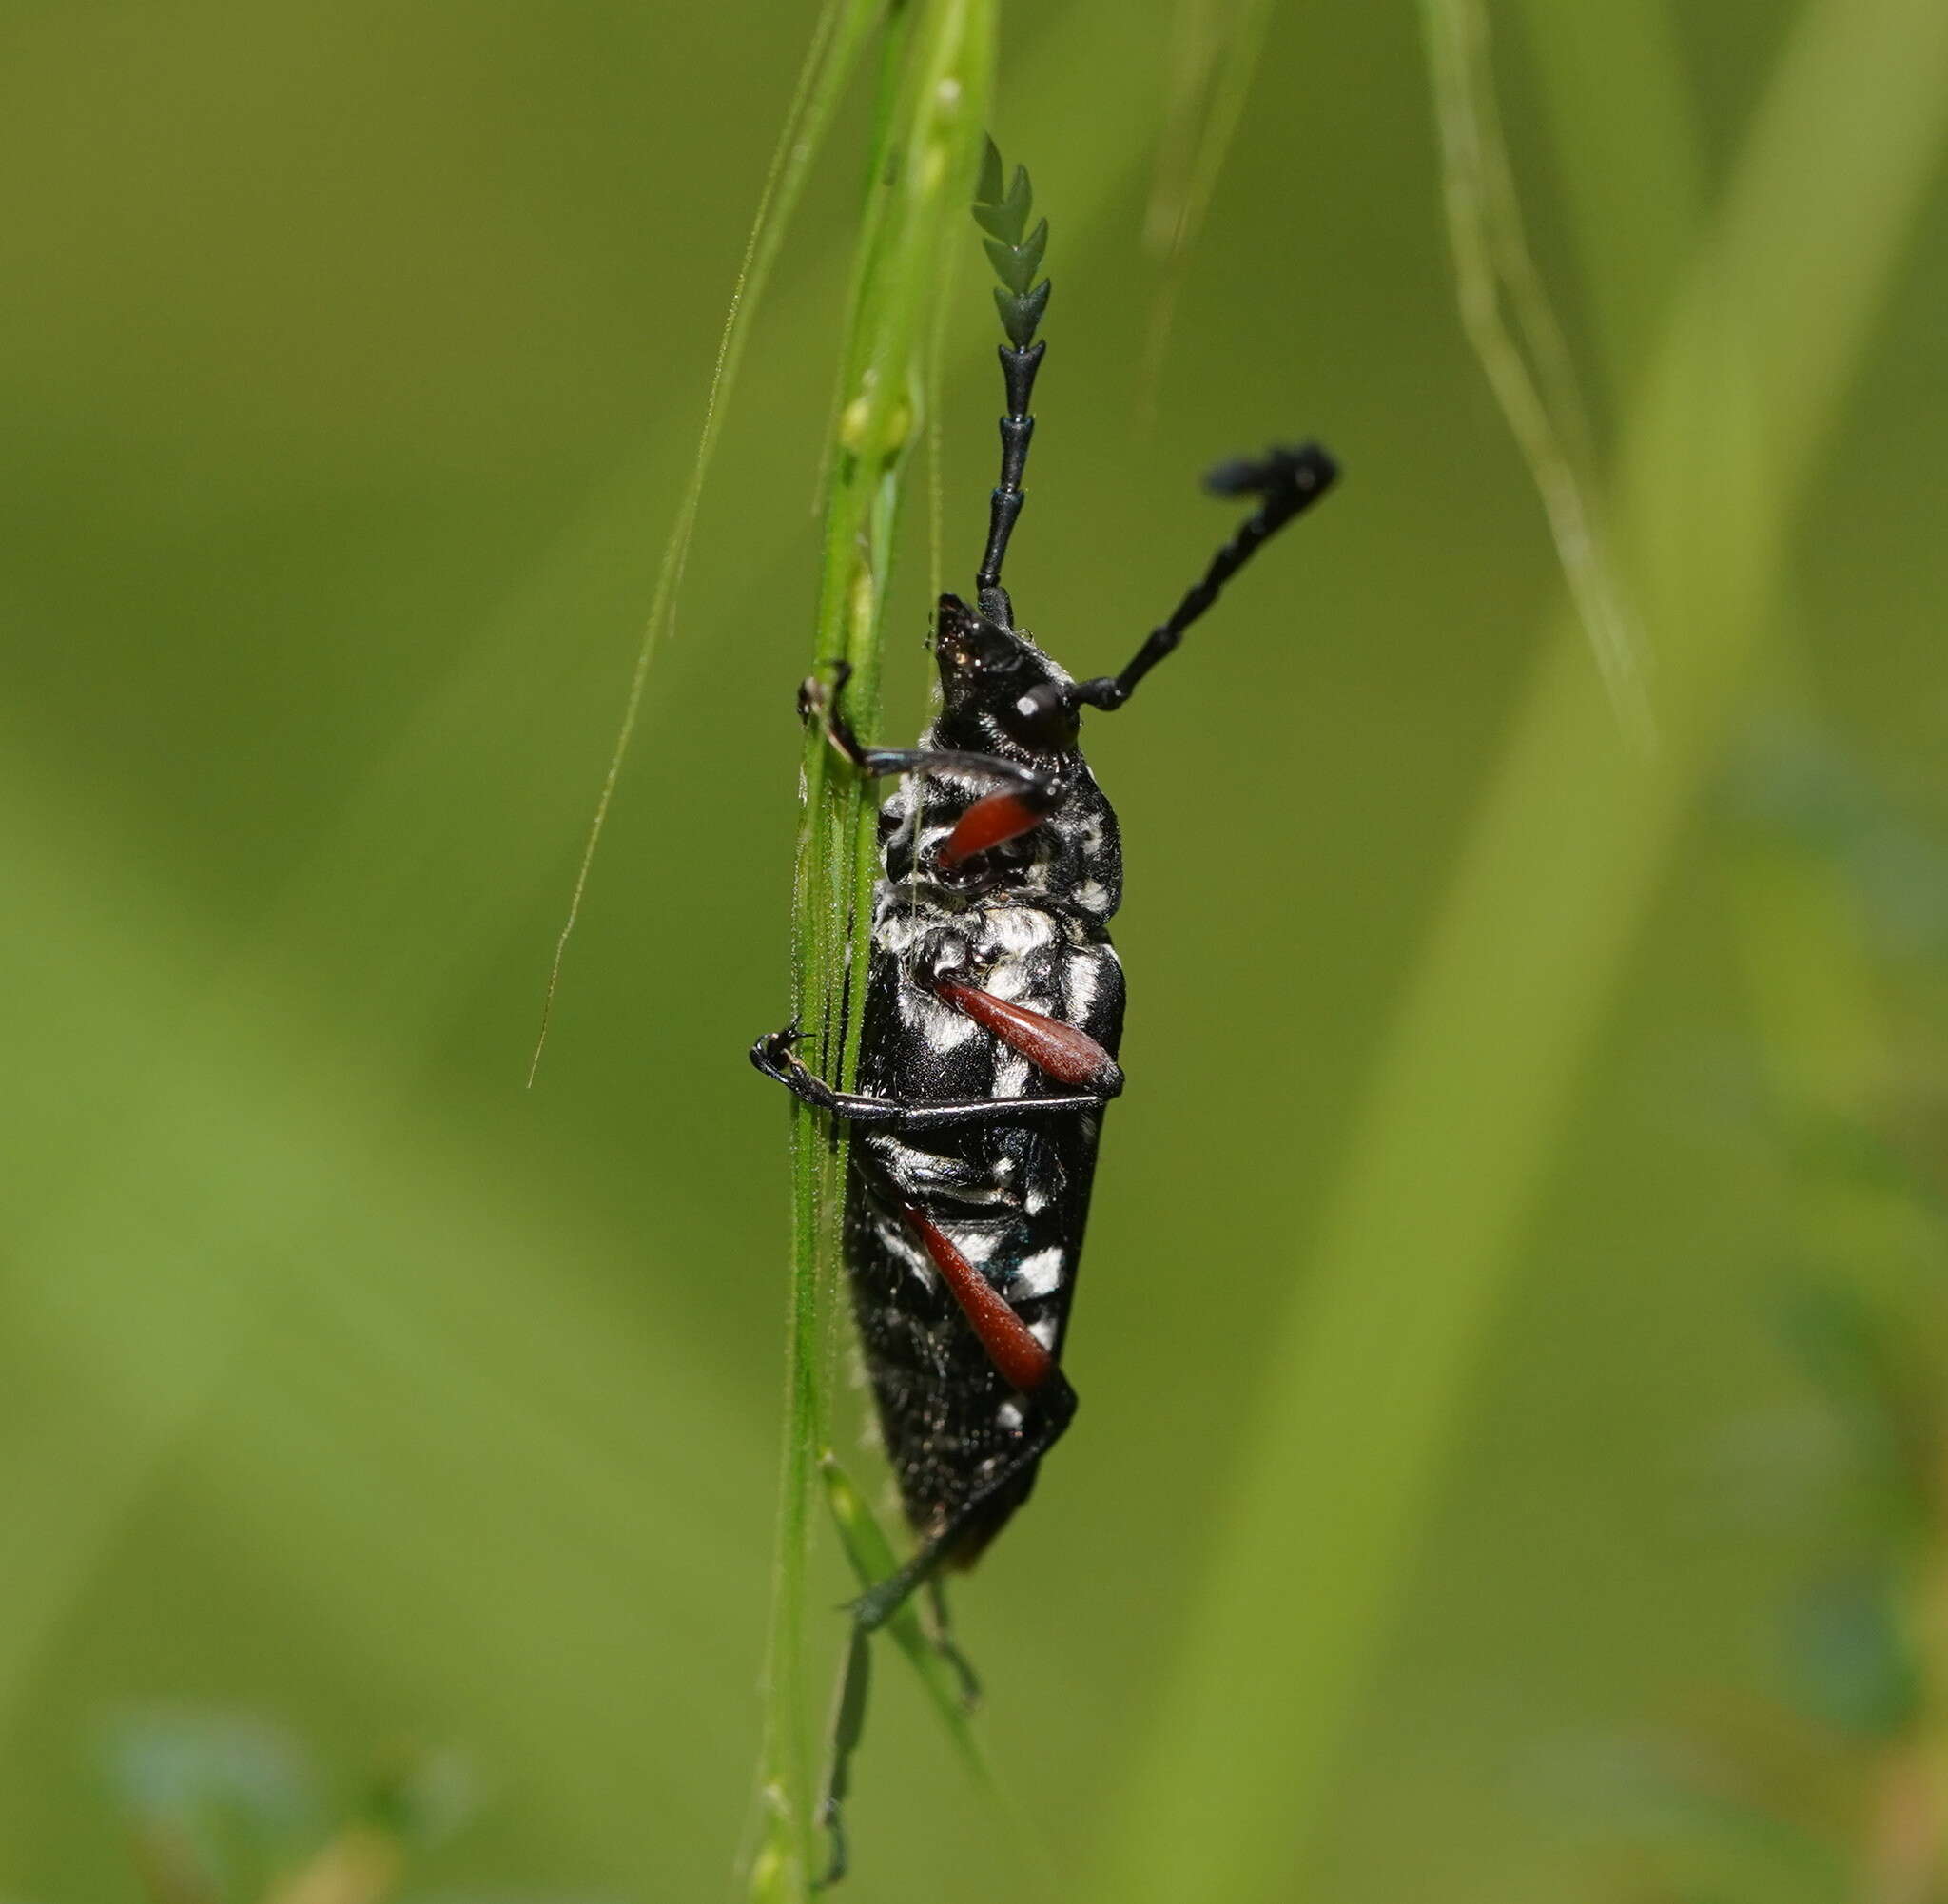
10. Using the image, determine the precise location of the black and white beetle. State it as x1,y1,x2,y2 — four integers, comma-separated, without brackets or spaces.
752,141,1334,1875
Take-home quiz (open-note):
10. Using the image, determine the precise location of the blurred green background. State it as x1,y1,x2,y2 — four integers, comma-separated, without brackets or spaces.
4,1,1946,1899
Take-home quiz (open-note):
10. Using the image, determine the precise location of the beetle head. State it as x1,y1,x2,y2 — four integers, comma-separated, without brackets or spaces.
932,593,1079,755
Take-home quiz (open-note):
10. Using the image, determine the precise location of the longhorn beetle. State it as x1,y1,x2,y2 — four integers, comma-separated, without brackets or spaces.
752,139,1336,1879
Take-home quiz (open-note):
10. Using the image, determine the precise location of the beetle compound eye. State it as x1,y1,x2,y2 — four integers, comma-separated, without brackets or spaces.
1004,682,1079,752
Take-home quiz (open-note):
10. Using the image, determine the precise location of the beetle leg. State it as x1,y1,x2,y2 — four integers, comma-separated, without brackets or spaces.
930,981,1123,1094
750,1027,1111,1127
847,1204,1080,1634
800,660,1064,804
812,1213,1074,1881
926,1578,982,1710
815,1622,870,1889
850,1375,1078,1634
812,1538,984,1890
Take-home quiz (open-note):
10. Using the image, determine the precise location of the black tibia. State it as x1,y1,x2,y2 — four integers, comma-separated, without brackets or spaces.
816,1624,870,1889
926,1579,982,1709
1065,441,1340,712
815,1584,978,1891
750,1031,1112,1128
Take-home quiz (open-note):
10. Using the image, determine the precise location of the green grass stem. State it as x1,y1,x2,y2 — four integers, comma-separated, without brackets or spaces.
752,8,996,1896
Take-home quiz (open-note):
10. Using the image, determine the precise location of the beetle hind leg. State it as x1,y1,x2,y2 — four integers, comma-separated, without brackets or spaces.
927,1578,982,1711
849,1366,1077,1635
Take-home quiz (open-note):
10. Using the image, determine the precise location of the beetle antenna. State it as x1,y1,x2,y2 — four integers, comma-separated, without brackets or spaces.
972,138,1050,630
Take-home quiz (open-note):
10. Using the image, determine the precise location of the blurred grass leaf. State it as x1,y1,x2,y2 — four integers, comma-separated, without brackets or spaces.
1420,0,1650,744
529,0,886,1082
1090,0,1948,1896
1785,1570,1919,1741
108,1710,322,1904
362,1748,478,1852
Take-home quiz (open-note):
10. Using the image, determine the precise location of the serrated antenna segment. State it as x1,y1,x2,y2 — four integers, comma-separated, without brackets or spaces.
972,141,1052,613
974,146,1051,350
984,219,1046,294
976,132,1004,209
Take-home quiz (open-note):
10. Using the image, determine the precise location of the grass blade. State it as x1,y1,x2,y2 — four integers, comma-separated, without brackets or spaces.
528,0,883,1086
1510,0,1702,395
1420,0,1653,747
1088,2,1948,1897
1138,0,1277,415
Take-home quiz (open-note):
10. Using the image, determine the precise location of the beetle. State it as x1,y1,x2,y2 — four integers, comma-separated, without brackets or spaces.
751,140,1335,1878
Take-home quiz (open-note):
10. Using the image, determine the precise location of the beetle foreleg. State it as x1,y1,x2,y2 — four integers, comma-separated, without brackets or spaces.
800,660,1063,807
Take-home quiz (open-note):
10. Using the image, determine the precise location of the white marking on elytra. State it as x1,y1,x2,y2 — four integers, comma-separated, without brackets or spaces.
1010,1245,1065,1298
1073,880,1112,914
953,1226,1003,1266
1027,1315,1060,1350
982,908,1057,957
873,1213,937,1290
1066,952,1100,1020
984,955,1032,1001
996,1398,1024,1430
896,984,981,1050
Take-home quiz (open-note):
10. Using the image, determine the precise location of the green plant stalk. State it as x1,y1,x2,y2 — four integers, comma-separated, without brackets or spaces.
1089,1,1948,1898
753,7,996,1897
